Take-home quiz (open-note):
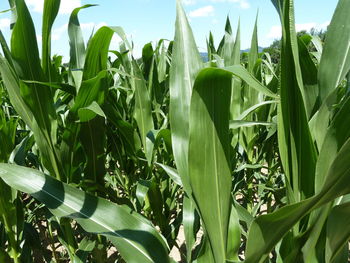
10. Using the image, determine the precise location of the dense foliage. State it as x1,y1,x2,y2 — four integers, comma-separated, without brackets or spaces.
0,0,349,262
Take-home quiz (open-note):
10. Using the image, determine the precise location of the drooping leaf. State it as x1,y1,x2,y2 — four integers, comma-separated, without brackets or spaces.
245,137,350,263
0,164,170,263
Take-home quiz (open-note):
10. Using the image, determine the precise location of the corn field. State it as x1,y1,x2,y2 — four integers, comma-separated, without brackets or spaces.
0,0,349,262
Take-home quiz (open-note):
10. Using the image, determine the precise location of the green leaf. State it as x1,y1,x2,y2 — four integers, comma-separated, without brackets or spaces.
219,17,235,67
72,71,108,112
229,20,242,121
315,96,350,192
318,0,350,102
237,100,278,120
68,4,96,89
297,35,318,118
0,56,34,129
11,0,43,81
10,0,62,179
313,0,350,149
274,0,317,202
224,65,278,98
155,163,182,187
188,67,233,262
0,30,14,69
42,0,61,78
229,120,274,129
73,238,96,263
0,164,170,263
131,60,154,165
183,195,198,262
83,26,113,80
78,101,106,122
248,12,259,73
226,202,240,261
169,0,204,194
245,137,350,263
326,202,350,263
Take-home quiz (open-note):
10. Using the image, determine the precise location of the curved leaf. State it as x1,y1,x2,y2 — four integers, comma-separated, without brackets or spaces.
0,164,170,263
68,4,96,89
245,137,350,263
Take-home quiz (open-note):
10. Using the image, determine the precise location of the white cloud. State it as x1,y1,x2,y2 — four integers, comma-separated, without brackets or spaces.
26,0,81,15
0,18,10,30
267,21,330,39
189,5,215,18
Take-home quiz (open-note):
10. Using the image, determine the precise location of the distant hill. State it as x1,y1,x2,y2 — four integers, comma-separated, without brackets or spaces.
200,46,265,62
241,46,265,53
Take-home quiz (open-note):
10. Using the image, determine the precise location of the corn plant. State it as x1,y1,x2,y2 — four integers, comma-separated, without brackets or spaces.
0,0,349,262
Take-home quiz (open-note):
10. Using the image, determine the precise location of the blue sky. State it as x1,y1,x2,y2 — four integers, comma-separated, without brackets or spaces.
0,0,338,60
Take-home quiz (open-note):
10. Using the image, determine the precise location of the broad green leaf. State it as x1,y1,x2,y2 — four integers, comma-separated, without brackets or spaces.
326,202,350,263
314,0,350,149
11,0,43,82
273,0,317,202
131,60,154,165
315,96,350,192
83,26,113,80
303,96,350,261
68,4,96,89
78,26,114,184
189,67,232,263
169,0,203,194
10,0,62,179
318,0,350,102
72,71,108,112
0,56,33,129
42,0,61,78
0,164,170,263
